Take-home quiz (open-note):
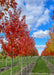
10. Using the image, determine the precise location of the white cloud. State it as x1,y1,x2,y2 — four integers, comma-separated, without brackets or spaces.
0,44,2,46
32,30,49,38
0,47,3,52
16,0,50,30
36,9,50,27
35,45,46,55
0,44,2,52
3,38,8,43
0,38,8,52
50,5,54,10
38,49,44,56
35,45,46,48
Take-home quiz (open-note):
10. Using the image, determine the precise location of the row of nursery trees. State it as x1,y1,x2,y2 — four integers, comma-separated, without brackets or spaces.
41,11,54,56
0,0,39,57
0,0,39,75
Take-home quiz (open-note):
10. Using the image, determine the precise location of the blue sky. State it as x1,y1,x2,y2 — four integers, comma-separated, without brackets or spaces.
15,0,54,55
0,0,54,55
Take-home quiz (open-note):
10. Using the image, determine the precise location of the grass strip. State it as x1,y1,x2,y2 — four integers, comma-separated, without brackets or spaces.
32,57,50,73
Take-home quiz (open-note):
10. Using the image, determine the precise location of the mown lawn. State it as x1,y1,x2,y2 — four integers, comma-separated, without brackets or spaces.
32,57,50,73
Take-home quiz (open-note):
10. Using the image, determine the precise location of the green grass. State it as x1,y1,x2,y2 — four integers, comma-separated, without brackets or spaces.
32,57,50,73
0,56,36,75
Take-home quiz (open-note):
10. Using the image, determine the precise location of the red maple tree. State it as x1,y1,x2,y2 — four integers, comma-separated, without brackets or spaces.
0,0,17,19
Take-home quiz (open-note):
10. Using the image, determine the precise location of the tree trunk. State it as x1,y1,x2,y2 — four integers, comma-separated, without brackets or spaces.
6,57,7,67
21,56,23,75
11,57,13,75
